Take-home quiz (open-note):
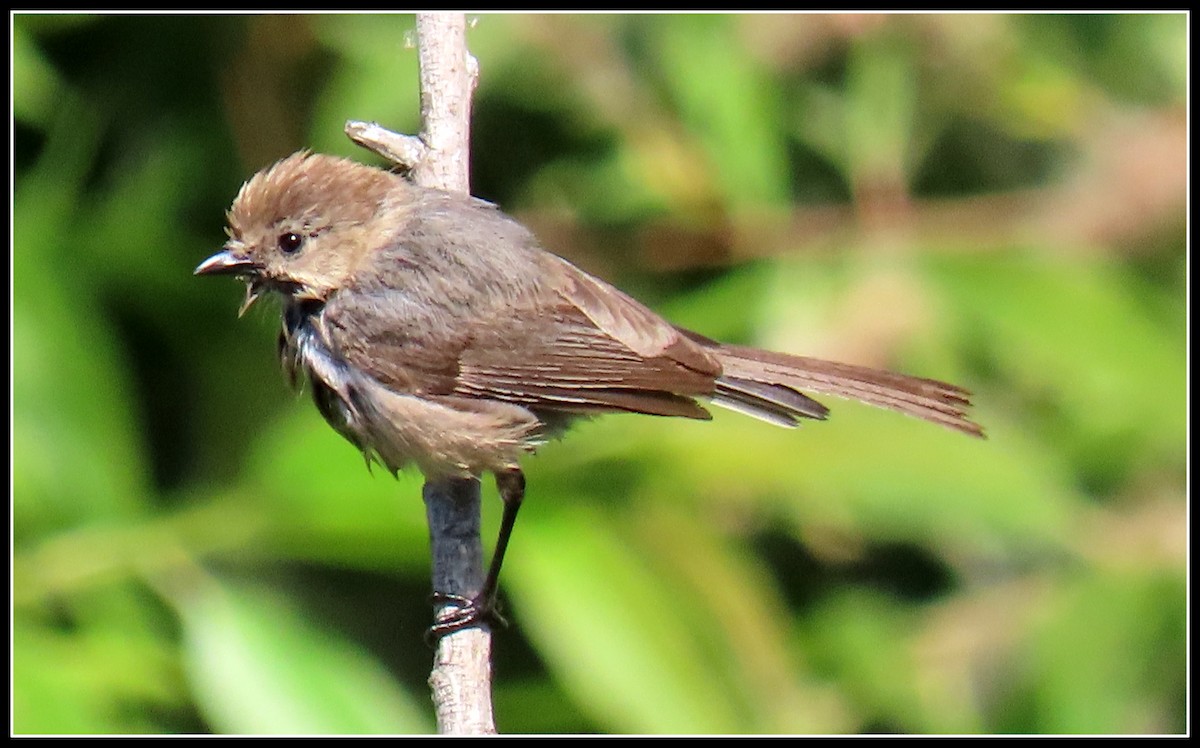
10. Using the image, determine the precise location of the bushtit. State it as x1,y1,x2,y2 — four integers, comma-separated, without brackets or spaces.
196,151,983,636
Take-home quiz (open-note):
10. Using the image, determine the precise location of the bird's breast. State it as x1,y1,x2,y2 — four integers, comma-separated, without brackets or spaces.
278,302,367,449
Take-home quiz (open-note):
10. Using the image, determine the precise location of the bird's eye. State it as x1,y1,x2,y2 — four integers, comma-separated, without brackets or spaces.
278,232,304,254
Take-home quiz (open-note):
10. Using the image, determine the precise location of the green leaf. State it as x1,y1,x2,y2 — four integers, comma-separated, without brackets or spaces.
624,503,853,734
11,21,62,127
504,503,747,733
799,590,932,731
649,14,791,209
308,14,421,156
176,577,431,735
13,620,126,735
928,252,1186,481
501,496,853,734
13,586,180,734
1003,568,1186,734
844,32,918,187
13,97,150,539
240,406,430,570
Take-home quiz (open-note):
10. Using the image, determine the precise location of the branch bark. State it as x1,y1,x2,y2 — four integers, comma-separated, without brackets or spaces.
346,13,494,735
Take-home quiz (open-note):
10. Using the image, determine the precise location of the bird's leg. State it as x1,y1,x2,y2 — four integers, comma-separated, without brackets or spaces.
427,468,525,642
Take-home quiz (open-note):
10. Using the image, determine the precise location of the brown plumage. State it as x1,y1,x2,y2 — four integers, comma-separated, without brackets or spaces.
197,151,984,636
204,152,981,473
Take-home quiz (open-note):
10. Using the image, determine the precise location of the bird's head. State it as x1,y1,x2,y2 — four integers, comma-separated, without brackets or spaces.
195,151,404,314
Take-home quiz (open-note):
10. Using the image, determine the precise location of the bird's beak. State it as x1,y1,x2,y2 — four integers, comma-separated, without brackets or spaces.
194,249,256,277
195,250,264,317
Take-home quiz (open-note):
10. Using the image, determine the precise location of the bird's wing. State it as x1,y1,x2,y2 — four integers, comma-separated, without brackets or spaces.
319,255,723,420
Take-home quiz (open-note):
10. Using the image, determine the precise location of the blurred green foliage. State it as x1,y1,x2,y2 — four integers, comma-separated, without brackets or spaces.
12,12,1186,735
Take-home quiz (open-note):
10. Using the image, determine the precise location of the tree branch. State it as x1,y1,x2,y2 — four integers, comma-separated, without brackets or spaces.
346,13,493,735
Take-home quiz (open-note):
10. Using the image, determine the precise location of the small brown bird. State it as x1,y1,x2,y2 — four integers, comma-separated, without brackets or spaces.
196,151,984,636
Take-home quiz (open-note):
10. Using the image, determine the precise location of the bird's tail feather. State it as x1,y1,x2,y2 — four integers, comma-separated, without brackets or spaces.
709,343,985,437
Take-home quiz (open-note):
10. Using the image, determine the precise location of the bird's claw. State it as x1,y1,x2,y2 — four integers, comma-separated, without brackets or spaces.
425,591,507,646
